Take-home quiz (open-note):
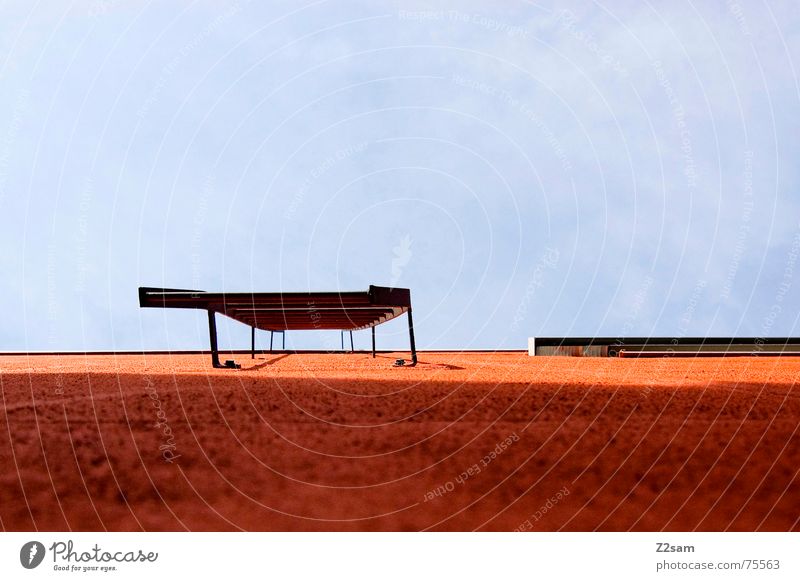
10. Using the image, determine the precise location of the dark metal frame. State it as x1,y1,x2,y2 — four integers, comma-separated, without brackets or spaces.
139,285,416,368
340,330,355,352
251,328,286,359
531,337,800,357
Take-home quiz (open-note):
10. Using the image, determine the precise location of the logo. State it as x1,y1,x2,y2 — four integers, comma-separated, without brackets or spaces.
20,541,46,569
390,234,413,287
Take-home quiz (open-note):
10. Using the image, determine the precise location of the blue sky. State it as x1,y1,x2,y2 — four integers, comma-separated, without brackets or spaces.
1,1,799,352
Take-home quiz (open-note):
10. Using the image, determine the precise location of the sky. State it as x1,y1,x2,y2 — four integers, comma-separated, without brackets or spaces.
1,1,799,352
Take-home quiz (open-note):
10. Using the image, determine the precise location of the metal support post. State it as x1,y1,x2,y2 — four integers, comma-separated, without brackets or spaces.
407,308,417,366
208,310,222,368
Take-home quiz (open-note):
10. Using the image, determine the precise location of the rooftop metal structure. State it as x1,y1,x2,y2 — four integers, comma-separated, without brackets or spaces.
139,285,416,368
529,337,800,357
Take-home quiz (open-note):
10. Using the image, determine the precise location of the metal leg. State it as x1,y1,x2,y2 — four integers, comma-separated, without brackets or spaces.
207,310,238,368
251,326,255,359
341,331,344,350
350,330,354,353
282,331,285,349
208,310,222,368
407,308,417,366
371,326,376,358
270,331,274,353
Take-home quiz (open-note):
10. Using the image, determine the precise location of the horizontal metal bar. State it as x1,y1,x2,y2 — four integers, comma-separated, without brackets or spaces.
231,306,403,312
534,337,800,347
139,286,411,309
618,349,800,358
